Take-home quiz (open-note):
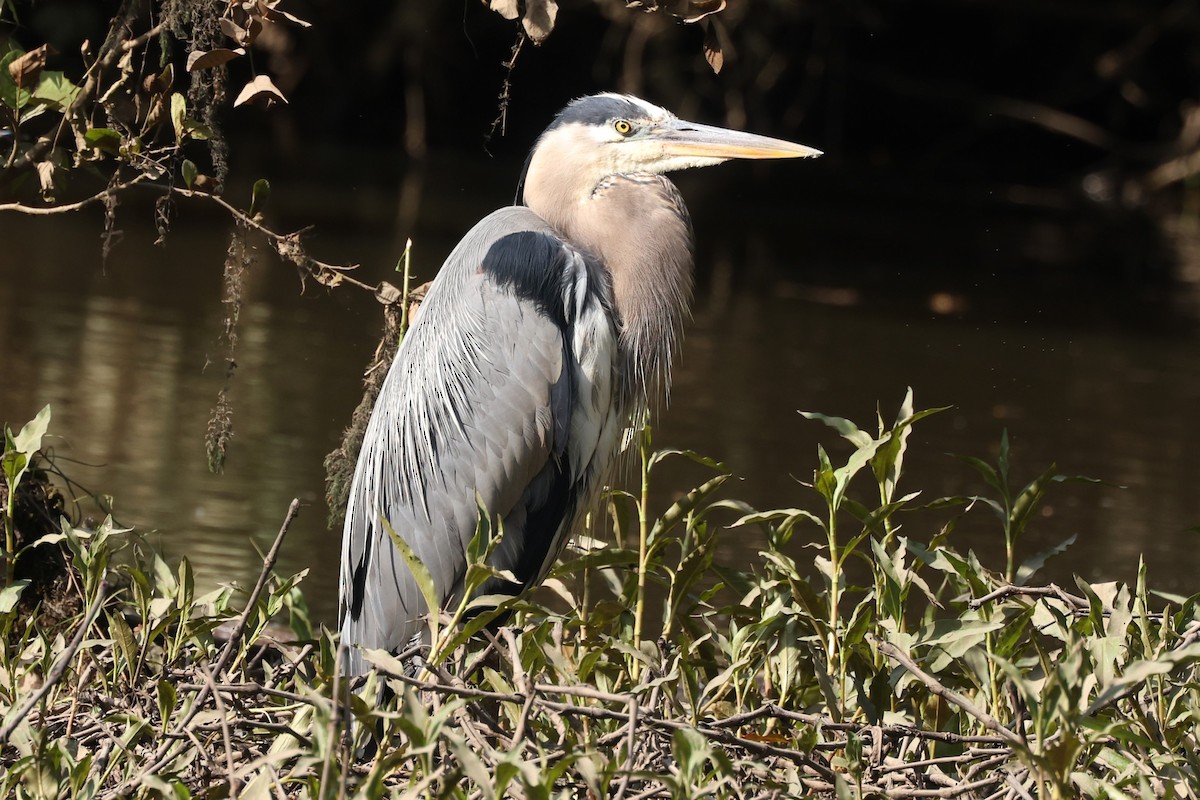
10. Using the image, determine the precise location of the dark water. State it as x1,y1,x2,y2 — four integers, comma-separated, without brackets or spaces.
2,160,1199,621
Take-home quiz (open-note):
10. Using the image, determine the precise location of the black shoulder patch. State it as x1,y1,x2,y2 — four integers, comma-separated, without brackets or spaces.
481,231,574,327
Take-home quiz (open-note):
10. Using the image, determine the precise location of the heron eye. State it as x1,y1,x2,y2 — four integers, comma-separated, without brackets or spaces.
613,119,634,136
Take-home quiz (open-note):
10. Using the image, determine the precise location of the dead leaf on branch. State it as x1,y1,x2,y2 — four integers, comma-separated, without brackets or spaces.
219,16,262,47
142,64,174,94
8,44,51,87
676,0,726,24
523,0,559,44
35,161,56,201
702,18,728,74
259,4,312,27
187,48,246,72
233,74,288,107
626,0,726,23
488,0,520,21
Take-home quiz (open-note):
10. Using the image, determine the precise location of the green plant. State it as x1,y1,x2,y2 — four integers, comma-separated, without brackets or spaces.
3,393,1200,798
1,404,50,590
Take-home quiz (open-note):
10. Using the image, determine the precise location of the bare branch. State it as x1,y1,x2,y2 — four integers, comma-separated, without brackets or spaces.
873,637,1024,747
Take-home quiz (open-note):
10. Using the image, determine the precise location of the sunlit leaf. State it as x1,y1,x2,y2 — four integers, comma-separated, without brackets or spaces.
702,19,724,73
181,158,197,189
186,48,245,72
30,71,78,108
169,93,187,140
799,410,873,448
84,127,121,153
1015,534,1076,584
522,0,558,43
488,0,520,20
0,579,30,613
382,515,440,648
249,178,270,217
12,404,50,455
233,74,288,107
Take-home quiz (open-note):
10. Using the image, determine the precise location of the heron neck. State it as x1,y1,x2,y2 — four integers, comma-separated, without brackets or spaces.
526,172,694,404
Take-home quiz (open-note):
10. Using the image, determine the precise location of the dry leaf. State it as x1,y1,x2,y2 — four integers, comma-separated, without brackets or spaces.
375,281,402,306
219,17,250,44
143,64,174,93
660,0,726,23
187,48,246,72
522,0,559,44
8,44,50,87
36,161,56,201
260,4,313,27
313,268,344,288
488,0,520,21
233,74,288,107
702,18,724,73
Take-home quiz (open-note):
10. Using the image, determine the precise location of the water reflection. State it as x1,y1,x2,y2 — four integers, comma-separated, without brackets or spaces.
1,170,1198,624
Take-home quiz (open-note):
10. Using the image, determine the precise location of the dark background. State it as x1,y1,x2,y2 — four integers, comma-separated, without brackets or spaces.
14,1,1199,184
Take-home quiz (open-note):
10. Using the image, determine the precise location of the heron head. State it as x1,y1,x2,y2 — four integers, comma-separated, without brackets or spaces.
518,93,821,205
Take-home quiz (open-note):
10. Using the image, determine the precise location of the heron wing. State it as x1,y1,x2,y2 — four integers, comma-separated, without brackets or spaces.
339,207,622,670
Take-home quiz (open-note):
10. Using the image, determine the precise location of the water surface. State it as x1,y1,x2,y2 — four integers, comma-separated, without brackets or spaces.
2,160,1198,620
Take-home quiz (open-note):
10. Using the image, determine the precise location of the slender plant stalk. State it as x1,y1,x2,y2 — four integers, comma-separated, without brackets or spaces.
3,484,15,588
1003,510,1014,583
826,511,844,712
397,238,414,338
581,512,593,642
631,422,652,683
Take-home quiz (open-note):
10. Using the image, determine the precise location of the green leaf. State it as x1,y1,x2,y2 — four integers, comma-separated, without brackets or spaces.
1016,534,1076,585
156,679,177,732
799,410,873,448
1,446,28,494
954,454,1008,504
731,507,825,540
181,159,197,189
84,128,122,153
832,434,886,510
0,579,30,613
871,390,950,501
648,447,726,472
13,404,50,455
649,474,728,542
170,93,187,141
0,48,31,110
381,515,440,649
249,178,270,217
30,71,78,108
108,610,137,677
916,618,1003,650
4,405,50,500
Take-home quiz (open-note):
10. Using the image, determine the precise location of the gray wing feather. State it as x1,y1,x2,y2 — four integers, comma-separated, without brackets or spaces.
339,206,621,673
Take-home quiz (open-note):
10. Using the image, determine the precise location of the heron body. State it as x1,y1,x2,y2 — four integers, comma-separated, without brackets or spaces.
339,95,820,674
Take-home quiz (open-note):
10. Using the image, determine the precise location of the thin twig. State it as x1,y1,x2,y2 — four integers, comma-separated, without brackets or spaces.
199,663,241,799
214,498,302,677
113,500,301,796
0,182,377,299
170,189,375,293
0,173,155,215
884,775,1004,799
318,639,341,798
873,637,1023,746
969,583,1087,610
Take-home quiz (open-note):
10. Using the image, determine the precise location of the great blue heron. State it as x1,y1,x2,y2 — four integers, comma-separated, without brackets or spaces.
339,94,820,674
